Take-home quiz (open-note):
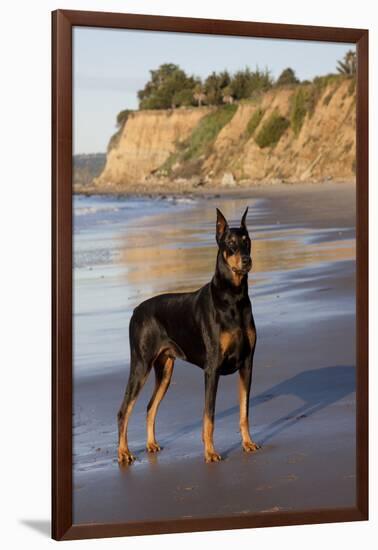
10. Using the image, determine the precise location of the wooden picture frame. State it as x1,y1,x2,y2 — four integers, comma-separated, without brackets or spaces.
52,9,368,541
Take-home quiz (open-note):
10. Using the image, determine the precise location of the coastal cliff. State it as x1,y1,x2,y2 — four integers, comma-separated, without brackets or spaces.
89,77,356,193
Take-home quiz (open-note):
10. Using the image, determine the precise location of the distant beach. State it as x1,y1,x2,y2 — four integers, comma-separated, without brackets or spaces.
73,182,356,524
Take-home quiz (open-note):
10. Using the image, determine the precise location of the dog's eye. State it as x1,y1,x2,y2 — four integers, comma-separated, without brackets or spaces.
242,236,247,241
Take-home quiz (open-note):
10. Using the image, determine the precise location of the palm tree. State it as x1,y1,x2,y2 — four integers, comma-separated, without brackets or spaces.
337,50,356,75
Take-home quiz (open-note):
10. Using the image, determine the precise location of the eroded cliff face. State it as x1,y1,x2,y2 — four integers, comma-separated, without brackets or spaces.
216,79,355,182
93,78,355,191
94,108,211,188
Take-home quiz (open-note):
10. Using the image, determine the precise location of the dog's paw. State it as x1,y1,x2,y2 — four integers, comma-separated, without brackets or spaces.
146,442,161,453
118,449,136,464
205,450,222,463
242,440,260,453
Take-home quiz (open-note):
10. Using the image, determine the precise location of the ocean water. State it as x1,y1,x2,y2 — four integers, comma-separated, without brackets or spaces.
73,194,198,266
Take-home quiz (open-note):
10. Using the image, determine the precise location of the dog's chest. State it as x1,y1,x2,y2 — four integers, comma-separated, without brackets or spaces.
219,322,256,364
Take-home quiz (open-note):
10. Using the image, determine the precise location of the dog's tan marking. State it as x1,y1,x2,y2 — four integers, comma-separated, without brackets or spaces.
238,373,260,453
203,412,222,462
226,251,242,271
223,250,244,285
146,356,174,452
246,325,256,349
118,397,137,463
238,376,249,439
220,331,233,355
232,272,243,286
118,370,150,464
220,328,241,355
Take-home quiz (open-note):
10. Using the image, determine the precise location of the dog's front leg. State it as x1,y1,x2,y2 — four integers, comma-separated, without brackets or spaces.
203,368,221,462
239,362,260,452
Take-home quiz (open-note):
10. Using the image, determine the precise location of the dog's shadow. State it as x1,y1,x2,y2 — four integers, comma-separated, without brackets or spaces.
160,365,355,453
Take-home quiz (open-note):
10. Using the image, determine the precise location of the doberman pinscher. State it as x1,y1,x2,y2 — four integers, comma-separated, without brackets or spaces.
117,207,259,463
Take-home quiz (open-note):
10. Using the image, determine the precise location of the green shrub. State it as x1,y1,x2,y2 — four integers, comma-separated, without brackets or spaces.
172,88,196,107
289,79,340,136
308,74,342,116
312,73,341,90
245,108,264,138
255,111,290,148
181,104,237,161
231,68,273,100
322,90,334,106
116,109,132,127
275,67,299,86
159,150,180,174
290,88,309,136
159,104,237,174
343,142,353,154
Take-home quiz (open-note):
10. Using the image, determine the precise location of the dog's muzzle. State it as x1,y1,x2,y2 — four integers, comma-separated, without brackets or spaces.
232,256,252,275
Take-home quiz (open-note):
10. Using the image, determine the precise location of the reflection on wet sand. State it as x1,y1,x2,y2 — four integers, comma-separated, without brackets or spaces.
119,197,355,298
73,188,356,375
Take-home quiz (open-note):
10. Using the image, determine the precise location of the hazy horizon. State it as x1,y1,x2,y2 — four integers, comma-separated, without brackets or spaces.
73,27,354,155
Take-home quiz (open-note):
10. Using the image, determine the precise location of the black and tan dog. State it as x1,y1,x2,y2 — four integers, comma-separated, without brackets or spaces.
117,207,259,463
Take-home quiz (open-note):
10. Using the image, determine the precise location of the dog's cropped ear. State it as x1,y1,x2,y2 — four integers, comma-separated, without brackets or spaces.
216,208,228,243
240,207,249,230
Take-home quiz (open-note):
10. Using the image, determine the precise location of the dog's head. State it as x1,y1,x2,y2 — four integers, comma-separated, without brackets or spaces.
215,207,252,276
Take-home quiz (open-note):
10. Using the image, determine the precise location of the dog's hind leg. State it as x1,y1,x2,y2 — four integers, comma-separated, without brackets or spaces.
146,353,174,453
117,357,150,464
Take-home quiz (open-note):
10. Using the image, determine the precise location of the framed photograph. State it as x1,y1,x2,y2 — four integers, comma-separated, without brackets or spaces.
52,10,368,541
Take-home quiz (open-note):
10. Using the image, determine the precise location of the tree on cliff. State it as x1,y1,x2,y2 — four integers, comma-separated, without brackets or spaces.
275,67,299,86
116,109,132,127
138,63,198,109
230,67,272,100
193,84,207,107
172,89,196,108
204,71,231,105
336,50,356,75
222,86,234,104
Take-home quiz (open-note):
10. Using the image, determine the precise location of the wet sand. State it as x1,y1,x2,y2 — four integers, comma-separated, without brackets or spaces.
73,182,356,525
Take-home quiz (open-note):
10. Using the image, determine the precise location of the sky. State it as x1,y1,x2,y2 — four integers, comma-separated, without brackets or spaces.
73,27,354,154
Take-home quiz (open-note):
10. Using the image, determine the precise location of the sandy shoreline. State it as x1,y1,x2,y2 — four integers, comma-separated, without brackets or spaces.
73,182,356,524
74,179,355,199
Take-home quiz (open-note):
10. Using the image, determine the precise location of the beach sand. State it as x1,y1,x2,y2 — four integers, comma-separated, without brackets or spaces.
73,182,356,524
